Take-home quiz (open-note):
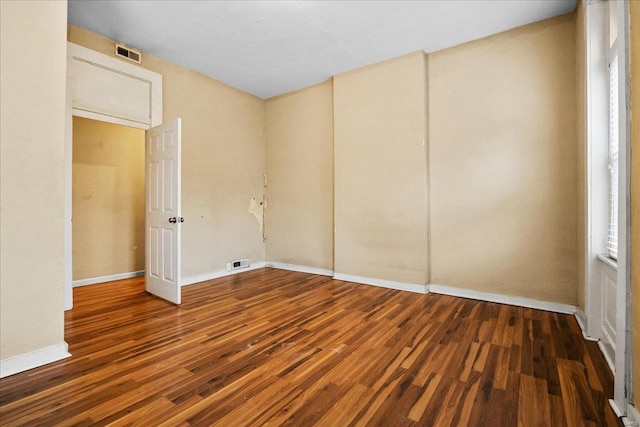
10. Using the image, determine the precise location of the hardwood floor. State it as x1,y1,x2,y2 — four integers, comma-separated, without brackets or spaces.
0,268,621,426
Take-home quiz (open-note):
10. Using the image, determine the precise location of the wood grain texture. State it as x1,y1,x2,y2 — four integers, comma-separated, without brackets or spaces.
0,268,622,426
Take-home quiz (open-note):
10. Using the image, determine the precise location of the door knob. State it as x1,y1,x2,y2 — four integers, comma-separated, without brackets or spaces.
169,217,177,223
178,217,185,223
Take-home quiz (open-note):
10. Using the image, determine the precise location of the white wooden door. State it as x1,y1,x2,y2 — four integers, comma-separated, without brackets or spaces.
145,118,182,304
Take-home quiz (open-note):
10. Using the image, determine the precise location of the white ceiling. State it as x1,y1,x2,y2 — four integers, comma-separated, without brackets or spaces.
68,0,576,99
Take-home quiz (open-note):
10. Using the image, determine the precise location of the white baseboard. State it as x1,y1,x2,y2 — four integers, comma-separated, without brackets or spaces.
575,309,617,379
182,262,267,286
624,404,640,426
598,340,616,373
0,342,71,378
333,272,428,294
611,399,626,417
428,284,576,315
266,262,333,277
73,270,145,287
575,308,599,341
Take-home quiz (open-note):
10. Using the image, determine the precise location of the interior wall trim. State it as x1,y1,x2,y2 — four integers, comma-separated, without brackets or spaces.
624,404,640,426
575,307,600,342
428,284,577,314
599,341,617,374
72,270,145,288
299,269,580,315
333,273,428,294
0,343,71,379
266,262,333,277
181,262,267,286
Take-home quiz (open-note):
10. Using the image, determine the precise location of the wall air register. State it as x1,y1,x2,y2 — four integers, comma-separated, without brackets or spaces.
226,259,250,271
115,43,141,64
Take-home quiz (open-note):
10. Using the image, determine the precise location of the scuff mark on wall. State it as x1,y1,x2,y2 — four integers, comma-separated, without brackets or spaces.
249,197,265,239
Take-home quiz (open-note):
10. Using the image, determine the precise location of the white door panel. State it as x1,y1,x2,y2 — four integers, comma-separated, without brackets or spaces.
145,118,182,304
149,228,160,278
600,265,617,350
163,229,174,281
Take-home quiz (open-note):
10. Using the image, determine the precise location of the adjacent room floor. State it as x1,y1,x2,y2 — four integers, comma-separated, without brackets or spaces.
0,268,621,426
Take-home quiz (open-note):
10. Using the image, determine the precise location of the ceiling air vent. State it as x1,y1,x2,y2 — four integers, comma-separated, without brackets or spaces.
115,43,141,64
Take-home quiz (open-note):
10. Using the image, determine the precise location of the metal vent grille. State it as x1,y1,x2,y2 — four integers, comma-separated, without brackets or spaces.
115,43,141,64
226,259,250,271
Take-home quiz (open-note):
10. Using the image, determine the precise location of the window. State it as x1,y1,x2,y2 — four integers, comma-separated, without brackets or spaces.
607,6,618,260
607,55,618,259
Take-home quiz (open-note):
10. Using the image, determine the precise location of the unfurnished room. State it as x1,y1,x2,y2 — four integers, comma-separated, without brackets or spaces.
0,0,639,425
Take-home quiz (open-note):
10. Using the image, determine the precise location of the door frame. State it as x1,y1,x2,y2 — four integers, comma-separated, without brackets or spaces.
64,42,163,310
582,0,633,418
612,0,632,416
583,0,611,344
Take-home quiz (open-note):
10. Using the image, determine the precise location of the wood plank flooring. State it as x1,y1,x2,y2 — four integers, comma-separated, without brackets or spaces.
0,268,621,426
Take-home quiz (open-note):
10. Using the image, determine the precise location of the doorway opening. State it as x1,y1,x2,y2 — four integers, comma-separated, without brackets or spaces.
65,42,169,309
71,117,145,287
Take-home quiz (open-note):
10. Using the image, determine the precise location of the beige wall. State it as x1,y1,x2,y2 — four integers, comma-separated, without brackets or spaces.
265,81,334,270
0,1,68,359
72,117,145,280
333,52,430,285
70,16,580,303
429,15,578,304
0,2,613,373
576,3,587,313
68,26,266,280
630,0,640,412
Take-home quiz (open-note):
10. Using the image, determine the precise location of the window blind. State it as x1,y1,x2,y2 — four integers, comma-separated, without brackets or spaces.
607,55,619,259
